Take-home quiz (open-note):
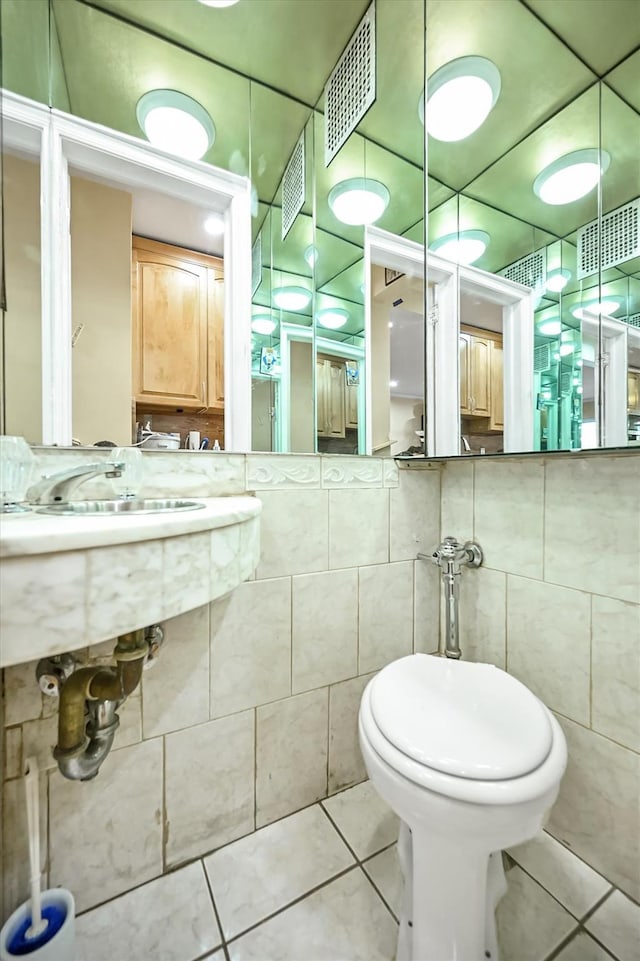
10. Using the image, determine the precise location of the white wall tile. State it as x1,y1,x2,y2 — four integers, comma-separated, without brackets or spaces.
591,597,640,752
256,689,328,827
544,456,640,603
165,711,255,867
440,460,474,537
292,570,358,693
49,738,163,913
474,459,544,578
506,576,591,724
87,541,163,640
414,561,440,654
210,579,291,718
21,714,58,772
142,451,245,497
142,606,210,738
328,673,374,794
3,660,45,726
359,562,414,674
390,467,440,562
329,489,389,569
547,715,640,902
256,490,328,578
459,567,506,667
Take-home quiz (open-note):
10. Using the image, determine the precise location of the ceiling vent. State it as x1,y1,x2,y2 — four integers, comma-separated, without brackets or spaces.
251,231,262,297
534,343,551,373
500,249,546,295
626,313,640,329
282,132,305,240
324,2,376,166
577,199,639,279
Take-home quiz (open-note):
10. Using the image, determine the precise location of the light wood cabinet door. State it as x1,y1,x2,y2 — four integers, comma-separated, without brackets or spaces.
628,370,640,411
489,340,504,430
316,358,346,437
459,334,471,414
345,382,359,429
132,237,224,410
469,336,491,416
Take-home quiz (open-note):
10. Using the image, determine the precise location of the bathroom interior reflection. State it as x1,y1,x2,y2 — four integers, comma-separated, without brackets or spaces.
1,0,638,455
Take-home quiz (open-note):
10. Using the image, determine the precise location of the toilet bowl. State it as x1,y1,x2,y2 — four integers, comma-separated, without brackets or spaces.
358,654,567,961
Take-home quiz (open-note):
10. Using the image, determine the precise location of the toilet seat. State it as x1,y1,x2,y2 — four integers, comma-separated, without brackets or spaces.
360,655,567,806
370,654,552,780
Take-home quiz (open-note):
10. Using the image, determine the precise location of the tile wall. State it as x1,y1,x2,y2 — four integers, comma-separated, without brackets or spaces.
0,453,441,921
440,452,640,901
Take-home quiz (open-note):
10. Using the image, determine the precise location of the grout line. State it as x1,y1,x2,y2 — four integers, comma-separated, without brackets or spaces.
201,858,231,961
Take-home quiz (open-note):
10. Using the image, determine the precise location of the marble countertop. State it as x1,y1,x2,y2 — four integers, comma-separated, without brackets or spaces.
0,495,261,558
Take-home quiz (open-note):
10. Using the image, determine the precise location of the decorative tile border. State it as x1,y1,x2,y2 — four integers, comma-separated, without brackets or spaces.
247,455,322,490
321,456,383,489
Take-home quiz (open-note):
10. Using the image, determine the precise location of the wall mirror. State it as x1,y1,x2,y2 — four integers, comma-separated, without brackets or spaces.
1,0,638,456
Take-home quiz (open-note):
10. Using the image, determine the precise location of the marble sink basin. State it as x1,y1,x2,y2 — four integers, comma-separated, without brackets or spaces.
38,498,205,515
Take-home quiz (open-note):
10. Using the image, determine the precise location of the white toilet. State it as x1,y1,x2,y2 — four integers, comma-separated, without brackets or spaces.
358,653,567,961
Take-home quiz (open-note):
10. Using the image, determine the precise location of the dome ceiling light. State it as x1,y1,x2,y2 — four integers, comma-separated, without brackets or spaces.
571,298,620,322
537,318,562,336
251,316,276,336
304,245,319,269
136,90,215,161
316,308,349,330
328,178,390,226
198,0,239,7
272,286,311,311
429,229,490,265
545,268,571,293
533,149,610,205
423,56,501,142
204,213,225,236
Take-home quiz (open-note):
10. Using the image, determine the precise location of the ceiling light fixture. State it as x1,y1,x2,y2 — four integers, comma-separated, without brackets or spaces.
545,268,571,293
571,298,620,322
204,212,225,236
251,316,276,336
198,0,239,7
422,56,501,141
533,149,610,205
537,318,562,336
304,245,319,269
272,286,311,311
136,89,215,160
328,178,390,226
316,308,349,330
429,229,490,265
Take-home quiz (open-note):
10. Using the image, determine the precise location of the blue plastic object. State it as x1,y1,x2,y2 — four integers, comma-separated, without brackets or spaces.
6,905,66,956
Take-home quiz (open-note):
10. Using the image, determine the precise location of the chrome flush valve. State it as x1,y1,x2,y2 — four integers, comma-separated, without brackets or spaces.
430,536,482,572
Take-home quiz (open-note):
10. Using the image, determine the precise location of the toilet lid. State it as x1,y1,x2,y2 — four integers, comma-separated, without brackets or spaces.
369,655,553,780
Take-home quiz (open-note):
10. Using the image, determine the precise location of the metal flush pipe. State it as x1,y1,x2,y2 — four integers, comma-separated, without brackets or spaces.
418,537,483,659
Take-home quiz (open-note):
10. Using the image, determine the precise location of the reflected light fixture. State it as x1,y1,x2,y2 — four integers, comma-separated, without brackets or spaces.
136,90,215,160
272,286,311,311
204,212,225,236
316,308,349,330
429,229,490,265
560,331,576,356
545,268,571,293
251,316,276,336
537,318,562,336
423,56,501,141
389,380,399,388
533,149,610,205
328,178,390,226
571,298,620,321
304,245,319,269
198,0,239,6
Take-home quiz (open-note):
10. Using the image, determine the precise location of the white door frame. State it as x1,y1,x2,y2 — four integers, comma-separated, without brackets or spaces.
1,90,253,450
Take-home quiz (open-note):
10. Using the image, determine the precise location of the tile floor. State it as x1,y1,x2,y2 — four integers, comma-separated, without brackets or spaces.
74,781,639,961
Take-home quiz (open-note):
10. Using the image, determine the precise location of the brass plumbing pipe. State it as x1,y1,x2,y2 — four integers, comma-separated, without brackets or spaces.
54,629,148,777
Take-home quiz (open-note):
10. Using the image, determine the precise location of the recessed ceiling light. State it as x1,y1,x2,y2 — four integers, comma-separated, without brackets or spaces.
198,0,239,6
304,245,319,269
251,316,276,336
389,380,399,388
429,229,490,265
316,308,349,330
136,89,215,160
204,212,225,236
423,56,501,142
538,318,562,336
571,298,620,321
272,286,311,311
545,268,571,293
328,178,390,226
533,149,610,205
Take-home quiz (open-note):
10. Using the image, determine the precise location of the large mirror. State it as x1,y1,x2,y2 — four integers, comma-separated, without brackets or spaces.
1,0,638,456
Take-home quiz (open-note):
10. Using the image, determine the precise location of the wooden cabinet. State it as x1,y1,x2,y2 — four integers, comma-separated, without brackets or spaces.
317,357,346,437
132,237,224,410
345,382,359,429
628,370,640,412
460,325,503,432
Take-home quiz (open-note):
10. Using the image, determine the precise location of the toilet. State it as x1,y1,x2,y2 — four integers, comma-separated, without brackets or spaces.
358,653,567,961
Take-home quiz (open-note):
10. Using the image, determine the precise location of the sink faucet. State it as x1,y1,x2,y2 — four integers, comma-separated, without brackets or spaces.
26,462,125,505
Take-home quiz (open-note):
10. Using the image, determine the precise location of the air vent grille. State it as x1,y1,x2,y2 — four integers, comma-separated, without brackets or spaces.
501,249,546,292
577,199,640,279
626,313,640,328
560,371,573,395
252,232,262,297
324,2,376,166
534,343,551,372
282,132,305,240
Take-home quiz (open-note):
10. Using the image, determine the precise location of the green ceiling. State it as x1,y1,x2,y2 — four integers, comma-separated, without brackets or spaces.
1,0,639,341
